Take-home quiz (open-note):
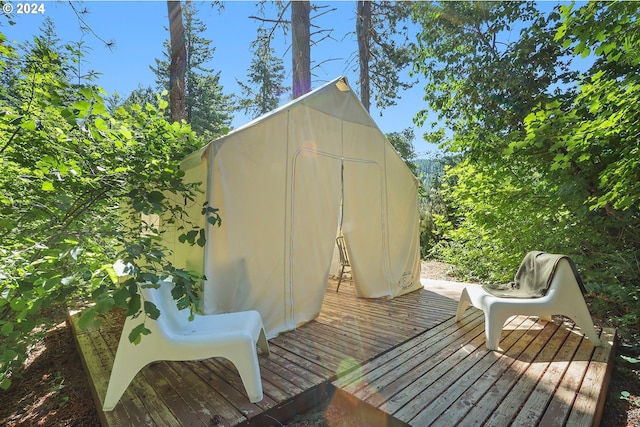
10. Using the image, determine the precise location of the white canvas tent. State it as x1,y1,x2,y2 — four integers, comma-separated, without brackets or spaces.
163,76,422,338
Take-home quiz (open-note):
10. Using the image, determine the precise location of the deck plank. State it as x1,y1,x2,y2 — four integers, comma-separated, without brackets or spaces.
334,309,484,397
426,317,561,427
563,328,616,427
395,315,548,425
508,324,580,427
69,279,615,427
359,313,491,410
476,321,587,427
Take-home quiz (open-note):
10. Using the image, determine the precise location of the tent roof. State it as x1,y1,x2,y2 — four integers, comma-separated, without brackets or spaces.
234,76,376,132
182,76,379,168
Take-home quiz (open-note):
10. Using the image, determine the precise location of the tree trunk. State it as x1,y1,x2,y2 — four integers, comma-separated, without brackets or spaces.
291,1,311,99
167,0,187,122
357,1,371,111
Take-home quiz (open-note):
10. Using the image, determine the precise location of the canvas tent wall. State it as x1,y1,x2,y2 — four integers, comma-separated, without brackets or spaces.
163,76,422,338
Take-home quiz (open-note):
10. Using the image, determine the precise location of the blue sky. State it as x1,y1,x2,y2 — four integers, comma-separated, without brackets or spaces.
3,1,440,156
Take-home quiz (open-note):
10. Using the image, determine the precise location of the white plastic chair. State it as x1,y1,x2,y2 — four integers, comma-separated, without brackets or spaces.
103,281,269,411
455,258,601,351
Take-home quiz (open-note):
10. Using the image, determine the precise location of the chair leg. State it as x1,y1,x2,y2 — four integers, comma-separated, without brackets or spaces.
484,311,509,351
455,288,471,321
257,328,270,355
567,302,601,346
336,265,345,292
103,349,150,411
228,344,264,403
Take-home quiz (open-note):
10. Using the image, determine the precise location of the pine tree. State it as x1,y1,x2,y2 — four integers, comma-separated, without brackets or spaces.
291,1,311,98
152,2,233,138
237,28,289,119
166,0,186,122
355,2,415,111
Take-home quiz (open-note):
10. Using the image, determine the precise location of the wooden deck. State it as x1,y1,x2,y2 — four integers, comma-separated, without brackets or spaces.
69,278,615,427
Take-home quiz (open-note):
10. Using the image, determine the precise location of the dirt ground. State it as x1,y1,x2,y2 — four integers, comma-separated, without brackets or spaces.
0,260,638,426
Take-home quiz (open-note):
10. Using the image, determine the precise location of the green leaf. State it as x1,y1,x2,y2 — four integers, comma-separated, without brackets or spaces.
20,119,36,131
147,191,165,203
620,355,640,364
126,292,141,316
95,117,108,131
207,216,221,226
0,377,11,391
196,229,206,247
140,272,159,283
41,181,55,191
78,308,97,330
9,298,26,312
79,87,95,99
1,349,18,362
128,323,151,345
95,297,115,313
1,322,14,336
71,100,92,116
144,300,160,320
113,288,130,308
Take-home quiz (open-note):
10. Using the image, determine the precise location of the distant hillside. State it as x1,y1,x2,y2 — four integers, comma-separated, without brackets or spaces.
415,158,445,191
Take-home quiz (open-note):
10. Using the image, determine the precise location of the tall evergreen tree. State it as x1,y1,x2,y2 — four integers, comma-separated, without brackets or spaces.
250,1,337,100
237,28,289,119
153,2,233,138
291,0,311,98
355,2,415,111
166,0,187,122
356,1,372,110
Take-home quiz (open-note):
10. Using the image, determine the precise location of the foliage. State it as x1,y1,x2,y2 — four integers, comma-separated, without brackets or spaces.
386,127,418,175
411,1,574,149
410,1,572,277
414,158,444,194
366,1,416,110
152,2,233,138
411,0,640,329
107,85,160,114
414,158,448,259
237,28,289,119
512,1,640,317
0,28,218,390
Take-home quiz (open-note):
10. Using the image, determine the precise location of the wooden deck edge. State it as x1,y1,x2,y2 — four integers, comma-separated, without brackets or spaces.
247,382,409,427
329,387,410,427
591,328,617,427
245,381,334,426
67,311,109,427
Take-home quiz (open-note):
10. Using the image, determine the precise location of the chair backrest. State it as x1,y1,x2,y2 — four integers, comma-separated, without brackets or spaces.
547,258,580,296
336,236,350,267
140,282,192,329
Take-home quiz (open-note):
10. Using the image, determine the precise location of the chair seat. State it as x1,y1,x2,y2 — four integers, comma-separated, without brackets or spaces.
455,258,601,351
102,280,269,411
